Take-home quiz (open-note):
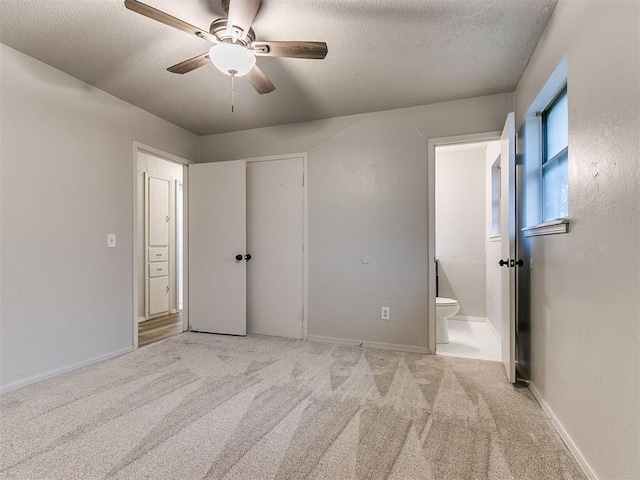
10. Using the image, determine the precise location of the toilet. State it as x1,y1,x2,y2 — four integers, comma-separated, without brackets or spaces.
436,297,460,344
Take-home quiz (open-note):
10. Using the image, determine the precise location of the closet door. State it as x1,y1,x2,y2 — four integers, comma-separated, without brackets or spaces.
189,160,247,335
247,157,304,339
149,277,169,315
147,177,170,317
148,177,170,246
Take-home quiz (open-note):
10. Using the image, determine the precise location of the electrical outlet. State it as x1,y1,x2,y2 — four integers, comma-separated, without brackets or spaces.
381,307,390,320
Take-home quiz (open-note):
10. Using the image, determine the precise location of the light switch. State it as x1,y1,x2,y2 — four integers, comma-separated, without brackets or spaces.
107,234,117,248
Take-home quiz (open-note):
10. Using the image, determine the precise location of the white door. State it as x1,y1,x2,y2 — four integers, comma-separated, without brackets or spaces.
147,176,170,318
500,112,517,383
149,276,169,315
247,157,304,339
148,177,170,246
189,160,247,335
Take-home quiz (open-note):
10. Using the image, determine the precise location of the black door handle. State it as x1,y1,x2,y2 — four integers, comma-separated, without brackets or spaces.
511,259,524,267
235,254,243,263
244,254,252,262
499,259,509,267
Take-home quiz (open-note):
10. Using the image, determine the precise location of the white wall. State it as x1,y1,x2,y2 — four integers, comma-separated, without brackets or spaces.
199,93,513,350
485,141,502,337
435,144,487,318
0,45,198,390
514,1,639,479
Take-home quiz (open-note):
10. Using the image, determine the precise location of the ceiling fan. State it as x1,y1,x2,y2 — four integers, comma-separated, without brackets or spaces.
124,0,328,94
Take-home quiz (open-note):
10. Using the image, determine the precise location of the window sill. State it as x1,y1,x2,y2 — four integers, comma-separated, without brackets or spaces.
489,234,501,242
522,218,569,238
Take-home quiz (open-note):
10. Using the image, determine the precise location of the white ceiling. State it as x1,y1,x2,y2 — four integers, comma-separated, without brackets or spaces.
0,0,557,136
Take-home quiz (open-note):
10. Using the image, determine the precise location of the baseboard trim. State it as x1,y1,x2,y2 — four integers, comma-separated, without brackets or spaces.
528,382,597,480
450,315,486,323
307,335,429,354
0,346,134,394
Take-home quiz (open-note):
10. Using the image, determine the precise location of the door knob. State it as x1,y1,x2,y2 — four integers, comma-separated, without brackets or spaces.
235,254,243,263
499,259,510,267
511,259,524,267
244,254,252,262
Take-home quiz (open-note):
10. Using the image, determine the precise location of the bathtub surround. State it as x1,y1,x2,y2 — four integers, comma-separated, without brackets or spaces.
0,332,585,479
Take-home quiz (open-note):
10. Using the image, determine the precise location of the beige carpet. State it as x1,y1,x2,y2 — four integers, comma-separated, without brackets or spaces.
0,333,585,479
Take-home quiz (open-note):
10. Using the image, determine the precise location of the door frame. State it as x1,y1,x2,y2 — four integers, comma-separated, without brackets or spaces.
242,152,309,340
132,142,193,349
176,179,184,313
427,132,501,354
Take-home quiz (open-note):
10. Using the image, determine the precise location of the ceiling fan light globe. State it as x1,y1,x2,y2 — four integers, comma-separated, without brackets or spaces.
209,43,255,76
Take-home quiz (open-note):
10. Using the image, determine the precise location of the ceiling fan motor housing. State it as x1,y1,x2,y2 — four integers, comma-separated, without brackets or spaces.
210,18,255,46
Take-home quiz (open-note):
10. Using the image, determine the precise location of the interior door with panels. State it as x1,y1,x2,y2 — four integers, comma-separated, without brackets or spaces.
147,176,170,317
148,177,170,246
148,276,169,315
247,157,304,339
189,160,247,335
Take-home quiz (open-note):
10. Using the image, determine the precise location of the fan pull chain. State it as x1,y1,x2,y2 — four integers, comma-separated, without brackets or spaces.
229,69,238,113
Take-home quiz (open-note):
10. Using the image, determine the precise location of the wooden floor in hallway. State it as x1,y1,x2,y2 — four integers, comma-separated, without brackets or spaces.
138,311,184,347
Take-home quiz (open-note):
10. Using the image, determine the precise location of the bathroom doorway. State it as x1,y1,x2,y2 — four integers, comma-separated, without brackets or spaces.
134,145,190,348
433,139,502,361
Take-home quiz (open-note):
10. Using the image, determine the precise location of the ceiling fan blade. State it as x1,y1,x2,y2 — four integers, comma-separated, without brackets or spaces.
226,0,261,40
168,53,210,74
125,0,217,43
252,41,328,59
245,64,275,94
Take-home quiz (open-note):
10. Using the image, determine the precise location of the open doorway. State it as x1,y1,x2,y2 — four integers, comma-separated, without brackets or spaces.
429,117,517,381
433,140,502,361
134,147,188,348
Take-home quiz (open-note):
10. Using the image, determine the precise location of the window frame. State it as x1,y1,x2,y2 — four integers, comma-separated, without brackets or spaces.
542,85,568,168
540,84,568,223
521,56,569,238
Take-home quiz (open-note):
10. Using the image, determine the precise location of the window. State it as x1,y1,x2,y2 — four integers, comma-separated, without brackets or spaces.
541,86,568,221
522,57,569,237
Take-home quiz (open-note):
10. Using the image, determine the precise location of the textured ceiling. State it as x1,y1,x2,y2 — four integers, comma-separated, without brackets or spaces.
0,0,557,135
